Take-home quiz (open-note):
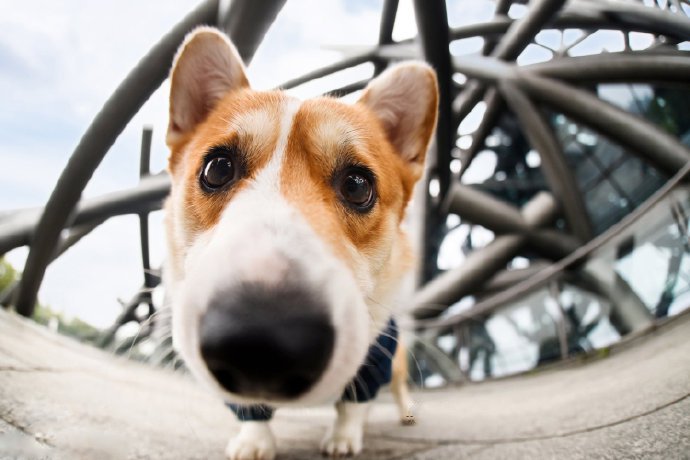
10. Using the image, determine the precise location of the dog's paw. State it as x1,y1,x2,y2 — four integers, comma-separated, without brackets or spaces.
320,431,363,457
226,436,276,460
321,401,368,457
400,413,416,426
400,401,417,426
225,422,276,460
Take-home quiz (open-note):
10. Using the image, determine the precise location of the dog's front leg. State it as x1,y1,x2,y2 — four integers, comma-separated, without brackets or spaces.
321,401,369,457
226,421,276,460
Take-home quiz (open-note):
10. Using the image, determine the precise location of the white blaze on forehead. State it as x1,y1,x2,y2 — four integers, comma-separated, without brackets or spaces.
253,97,302,192
228,108,274,153
204,97,302,287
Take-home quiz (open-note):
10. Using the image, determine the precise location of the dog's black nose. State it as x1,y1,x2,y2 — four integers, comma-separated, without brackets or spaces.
199,283,334,399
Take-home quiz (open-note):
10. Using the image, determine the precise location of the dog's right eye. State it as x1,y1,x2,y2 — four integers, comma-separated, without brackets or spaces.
200,152,236,191
335,167,376,213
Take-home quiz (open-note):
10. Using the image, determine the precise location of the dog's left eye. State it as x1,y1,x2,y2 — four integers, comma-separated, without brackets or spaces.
337,169,376,212
200,152,236,191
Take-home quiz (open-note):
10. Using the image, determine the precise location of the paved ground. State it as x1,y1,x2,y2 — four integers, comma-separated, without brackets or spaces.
1,309,689,460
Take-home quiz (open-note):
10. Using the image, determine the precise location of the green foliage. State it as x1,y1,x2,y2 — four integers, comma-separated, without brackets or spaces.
1,257,100,343
32,303,100,343
0,257,18,293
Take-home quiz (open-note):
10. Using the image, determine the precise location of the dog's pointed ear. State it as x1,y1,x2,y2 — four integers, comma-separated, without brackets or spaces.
167,26,249,147
358,63,438,180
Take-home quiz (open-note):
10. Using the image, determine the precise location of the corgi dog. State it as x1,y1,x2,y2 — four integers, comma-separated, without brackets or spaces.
163,26,438,459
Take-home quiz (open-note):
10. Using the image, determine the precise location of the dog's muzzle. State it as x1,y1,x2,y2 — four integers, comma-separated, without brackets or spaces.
199,281,335,400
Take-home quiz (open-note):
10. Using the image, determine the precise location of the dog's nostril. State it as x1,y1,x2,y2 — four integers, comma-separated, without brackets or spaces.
209,367,241,394
281,374,315,398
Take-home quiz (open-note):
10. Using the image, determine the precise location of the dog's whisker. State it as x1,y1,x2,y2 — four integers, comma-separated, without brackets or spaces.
148,334,178,367
353,373,372,402
366,296,479,389
349,381,358,404
365,296,399,316
407,349,426,391
151,326,172,337
406,301,454,314
373,329,426,390
122,317,156,360
360,293,431,392
371,340,425,392
372,341,395,363
165,353,181,372
148,339,174,363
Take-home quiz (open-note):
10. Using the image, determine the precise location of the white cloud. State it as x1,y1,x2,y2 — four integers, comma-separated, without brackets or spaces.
0,0,199,120
247,0,382,92
447,0,496,27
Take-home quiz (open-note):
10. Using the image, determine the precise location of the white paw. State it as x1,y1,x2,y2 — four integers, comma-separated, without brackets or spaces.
225,422,276,460
320,431,363,457
321,401,368,457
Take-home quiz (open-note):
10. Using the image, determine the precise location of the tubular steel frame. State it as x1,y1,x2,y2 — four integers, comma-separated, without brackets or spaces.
1,0,689,371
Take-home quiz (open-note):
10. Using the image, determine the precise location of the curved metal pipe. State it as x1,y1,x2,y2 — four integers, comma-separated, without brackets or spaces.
12,0,219,316
412,192,559,320
0,174,170,257
515,71,690,176
413,0,453,199
12,0,289,316
218,0,286,64
415,162,690,330
452,53,690,176
529,53,690,84
499,80,593,241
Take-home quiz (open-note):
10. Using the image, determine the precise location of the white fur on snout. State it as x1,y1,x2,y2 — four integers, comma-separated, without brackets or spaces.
170,97,370,407
236,242,290,286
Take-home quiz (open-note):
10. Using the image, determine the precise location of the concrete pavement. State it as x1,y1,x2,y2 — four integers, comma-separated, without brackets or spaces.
1,309,688,459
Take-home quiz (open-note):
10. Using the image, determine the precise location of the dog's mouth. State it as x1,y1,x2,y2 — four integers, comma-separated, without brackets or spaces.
197,283,336,401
